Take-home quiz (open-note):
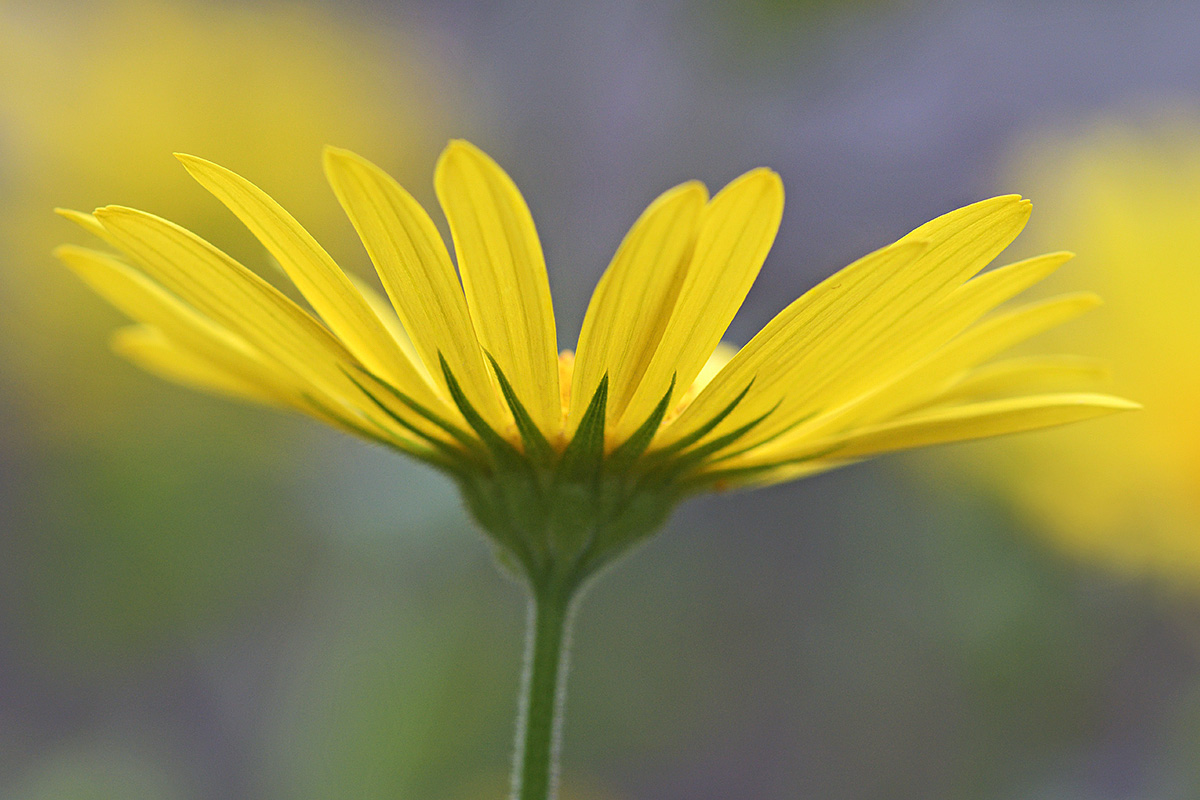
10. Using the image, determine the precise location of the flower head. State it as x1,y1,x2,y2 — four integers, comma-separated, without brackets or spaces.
57,141,1136,587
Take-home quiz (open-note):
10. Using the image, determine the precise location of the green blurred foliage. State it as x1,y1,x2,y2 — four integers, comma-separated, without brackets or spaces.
263,531,523,798
5,740,184,800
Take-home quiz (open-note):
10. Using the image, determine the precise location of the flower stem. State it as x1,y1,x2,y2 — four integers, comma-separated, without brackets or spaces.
512,582,575,800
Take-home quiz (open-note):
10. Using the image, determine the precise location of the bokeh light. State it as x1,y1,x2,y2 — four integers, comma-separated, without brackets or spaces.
929,112,1200,583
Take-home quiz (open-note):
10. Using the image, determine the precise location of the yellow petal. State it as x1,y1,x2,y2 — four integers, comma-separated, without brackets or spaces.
718,458,849,490
662,341,740,427
89,205,452,440
662,195,1033,451
92,206,350,387
569,180,708,433
798,393,1140,461
924,355,1110,406
55,243,299,402
110,324,290,407
692,341,739,396
111,325,427,453
434,140,560,435
345,271,432,387
809,291,1104,433
56,208,115,243
823,251,1075,406
174,153,434,403
660,238,928,446
323,146,508,431
616,167,784,439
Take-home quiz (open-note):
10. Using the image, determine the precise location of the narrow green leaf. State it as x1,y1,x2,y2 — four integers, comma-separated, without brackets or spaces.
657,400,781,478
439,352,522,463
559,374,607,481
300,391,462,473
702,410,819,466
644,377,756,463
343,366,482,456
485,351,555,466
685,445,848,490
607,374,675,469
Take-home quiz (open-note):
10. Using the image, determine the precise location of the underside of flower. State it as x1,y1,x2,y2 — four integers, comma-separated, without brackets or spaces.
55,140,1138,584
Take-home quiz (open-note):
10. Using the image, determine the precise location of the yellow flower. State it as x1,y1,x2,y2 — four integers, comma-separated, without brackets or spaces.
931,117,1200,582
56,140,1136,580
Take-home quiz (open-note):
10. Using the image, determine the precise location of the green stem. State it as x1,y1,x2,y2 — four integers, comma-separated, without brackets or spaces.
511,582,575,800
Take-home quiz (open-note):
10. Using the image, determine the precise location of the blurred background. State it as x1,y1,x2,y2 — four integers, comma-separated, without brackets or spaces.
2,0,1199,797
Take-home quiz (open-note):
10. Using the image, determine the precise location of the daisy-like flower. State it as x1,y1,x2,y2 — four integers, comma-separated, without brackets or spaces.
56,140,1135,800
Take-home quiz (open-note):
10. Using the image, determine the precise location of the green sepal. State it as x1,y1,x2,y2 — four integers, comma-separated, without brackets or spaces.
531,378,608,573
456,471,542,576
343,366,483,460
557,374,607,483
485,351,555,467
439,353,525,467
665,399,781,476
702,410,818,466
644,378,755,464
607,374,675,470
686,444,847,491
567,481,682,580
437,356,552,571
300,390,423,454
541,481,600,576
447,368,697,593
300,391,464,474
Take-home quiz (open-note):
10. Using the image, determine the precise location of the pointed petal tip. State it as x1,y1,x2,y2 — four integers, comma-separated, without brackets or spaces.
57,207,115,240
50,243,78,261
1049,393,1141,412
92,204,135,220
992,194,1032,217
321,145,366,178
436,140,504,176
322,144,357,164
709,166,784,211
737,166,784,189
55,207,98,226
174,152,229,180
1100,395,1142,411
439,138,484,163
676,179,709,200
173,152,205,167
975,194,1030,211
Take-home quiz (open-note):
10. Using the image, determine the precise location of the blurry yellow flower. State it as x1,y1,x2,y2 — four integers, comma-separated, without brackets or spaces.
933,116,1200,582
57,140,1135,580
0,0,459,442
